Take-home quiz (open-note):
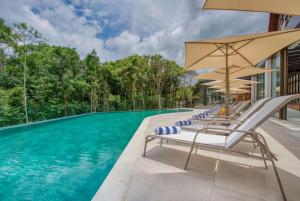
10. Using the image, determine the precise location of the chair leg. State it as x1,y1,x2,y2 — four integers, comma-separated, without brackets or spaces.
184,144,195,170
143,137,149,157
194,145,199,155
270,157,287,201
255,132,286,200
160,139,163,146
260,147,268,169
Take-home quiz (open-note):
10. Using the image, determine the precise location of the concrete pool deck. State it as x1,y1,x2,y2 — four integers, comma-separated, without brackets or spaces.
92,110,300,201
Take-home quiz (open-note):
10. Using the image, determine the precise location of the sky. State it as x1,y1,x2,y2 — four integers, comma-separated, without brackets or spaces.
0,0,269,65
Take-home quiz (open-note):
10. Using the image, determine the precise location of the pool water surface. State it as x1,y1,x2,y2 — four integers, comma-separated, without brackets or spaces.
0,109,189,201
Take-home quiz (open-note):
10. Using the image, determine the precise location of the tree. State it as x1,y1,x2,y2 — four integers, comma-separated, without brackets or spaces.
52,46,81,115
148,55,183,109
84,49,101,112
13,22,44,123
0,18,196,127
0,19,18,52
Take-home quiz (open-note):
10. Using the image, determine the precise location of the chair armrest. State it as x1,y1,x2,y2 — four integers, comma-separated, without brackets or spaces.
204,127,257,135
193,118,242,124
209,119,242,124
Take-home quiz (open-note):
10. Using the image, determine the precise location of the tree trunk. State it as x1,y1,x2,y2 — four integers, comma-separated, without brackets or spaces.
155,79,162,109
64,90,68,116
142,89,145,110
157,89,162,109
92,92,98,112
132,83,136,110
90,86,93,112
23,37,29,123
102,82,109,111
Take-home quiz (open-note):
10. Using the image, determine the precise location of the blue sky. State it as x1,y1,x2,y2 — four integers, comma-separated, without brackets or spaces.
0,0,268,64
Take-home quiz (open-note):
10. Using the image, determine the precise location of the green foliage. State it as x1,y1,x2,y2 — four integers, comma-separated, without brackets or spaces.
0,18,204,127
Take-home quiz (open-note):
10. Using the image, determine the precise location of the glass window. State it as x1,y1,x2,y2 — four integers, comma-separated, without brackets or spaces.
271,54,281,97
256,73,265,99
276,15,300,123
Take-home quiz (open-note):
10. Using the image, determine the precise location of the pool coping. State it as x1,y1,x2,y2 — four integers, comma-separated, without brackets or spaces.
92,109,197,201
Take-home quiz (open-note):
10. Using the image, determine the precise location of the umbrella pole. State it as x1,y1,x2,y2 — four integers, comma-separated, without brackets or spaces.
225,44,230,116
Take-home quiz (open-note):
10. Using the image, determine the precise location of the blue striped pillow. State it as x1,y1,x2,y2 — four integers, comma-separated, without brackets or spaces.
175,120,192,126
200,112,207,117
155,126,181,135
193,113,206,119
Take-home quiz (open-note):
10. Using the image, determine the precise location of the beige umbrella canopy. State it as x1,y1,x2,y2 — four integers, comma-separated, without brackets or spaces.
196,66,272,80
185,29,300,71
202,0,300,16
202,79,259,86
185,28,300,115
209,84,251,89
215,88,250,94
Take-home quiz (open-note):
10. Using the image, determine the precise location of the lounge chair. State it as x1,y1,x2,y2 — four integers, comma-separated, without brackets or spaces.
194,100,251,122
182,98,270,132
214,100,251,118
220,101,244,115
205,101,242,117
202,101,244,118
143,94,300,201
211,101,241,115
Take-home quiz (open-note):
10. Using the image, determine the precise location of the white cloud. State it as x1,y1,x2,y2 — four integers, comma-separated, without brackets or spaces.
0,0,109,59
0,0,269,64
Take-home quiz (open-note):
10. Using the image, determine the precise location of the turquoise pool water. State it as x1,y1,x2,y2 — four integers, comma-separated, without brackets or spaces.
0,109,189,201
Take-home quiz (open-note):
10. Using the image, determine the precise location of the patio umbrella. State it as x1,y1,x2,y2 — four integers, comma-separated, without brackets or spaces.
203,79,259,86
185,28,300,115
215,88,250,94
209,84,251,89
196,66,272,80
202,0,300,16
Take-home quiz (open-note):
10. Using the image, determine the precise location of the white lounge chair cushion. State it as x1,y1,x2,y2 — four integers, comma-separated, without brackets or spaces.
158,131,226,147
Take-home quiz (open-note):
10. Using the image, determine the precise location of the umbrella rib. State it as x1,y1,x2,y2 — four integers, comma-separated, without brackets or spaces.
215,44,226,55
228,44,255,66
230,68,246,76
185,44,225,69
217,66,244,75
202,0,209,10
214,71,225,75
235,39,254,51
228,39,254,56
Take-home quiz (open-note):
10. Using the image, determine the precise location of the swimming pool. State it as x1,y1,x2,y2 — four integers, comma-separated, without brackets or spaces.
0,109,189,201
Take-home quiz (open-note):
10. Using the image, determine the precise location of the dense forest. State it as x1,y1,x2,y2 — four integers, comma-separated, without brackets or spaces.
0,18,205,127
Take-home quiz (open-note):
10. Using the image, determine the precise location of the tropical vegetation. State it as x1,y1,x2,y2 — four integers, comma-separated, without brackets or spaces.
0,18,207,127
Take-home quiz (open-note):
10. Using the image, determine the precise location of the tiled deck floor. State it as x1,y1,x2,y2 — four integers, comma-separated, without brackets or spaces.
93,111,300,201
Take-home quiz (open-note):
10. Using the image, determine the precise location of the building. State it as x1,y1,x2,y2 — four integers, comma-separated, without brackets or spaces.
251,14,300,123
